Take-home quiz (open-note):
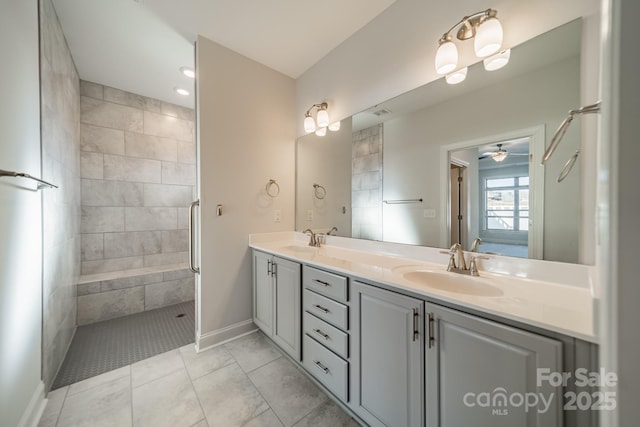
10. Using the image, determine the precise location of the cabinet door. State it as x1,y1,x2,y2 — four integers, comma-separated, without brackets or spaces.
426,303,562,427
272,256,301,360
252,251,273,335
351,281,424,427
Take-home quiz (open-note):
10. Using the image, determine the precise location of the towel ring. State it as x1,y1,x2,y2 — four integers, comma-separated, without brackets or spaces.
313,183,327,199
266,179,280,197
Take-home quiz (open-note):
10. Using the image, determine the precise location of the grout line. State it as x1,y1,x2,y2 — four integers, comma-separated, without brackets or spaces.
178,346,209,426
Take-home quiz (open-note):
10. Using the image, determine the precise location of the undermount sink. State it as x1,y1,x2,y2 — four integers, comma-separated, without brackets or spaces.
401,270,504,297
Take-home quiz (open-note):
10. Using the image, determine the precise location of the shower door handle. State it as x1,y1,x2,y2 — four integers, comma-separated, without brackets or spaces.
189,199,200,274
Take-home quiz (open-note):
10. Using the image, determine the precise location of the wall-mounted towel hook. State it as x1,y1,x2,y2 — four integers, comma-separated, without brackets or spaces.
266,179,280,197
313,183,326,199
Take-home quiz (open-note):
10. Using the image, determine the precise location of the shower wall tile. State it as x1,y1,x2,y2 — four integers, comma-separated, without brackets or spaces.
81,233,104,261
79,82,195,326
81,256,144,275
143,110,193,141
103,154,161,183
163,269,193,281
103,86,145,109
125,207,178,231
100,272,164,292
178,208,190,229
80,152,104,179
125,132,178,162
104,231,162,259
144,277,195,311
144,251,188,267
81,179,144,207
143,184,193,207
161,162,196,185
80,80,103,99
77,287,145,325
81,206,125,233
161,229,189,253
77,282,101,296
81,96,144,132
177,141,196,165
81,124,125,155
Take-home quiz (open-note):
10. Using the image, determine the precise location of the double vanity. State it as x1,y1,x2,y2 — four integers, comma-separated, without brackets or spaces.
250,231,598,427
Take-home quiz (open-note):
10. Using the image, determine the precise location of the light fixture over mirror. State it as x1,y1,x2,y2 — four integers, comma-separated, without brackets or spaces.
303,102,339,136
435,9,507,84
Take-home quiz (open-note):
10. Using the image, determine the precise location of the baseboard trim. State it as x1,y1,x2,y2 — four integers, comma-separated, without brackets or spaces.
196,319,256,352
18,380,47,427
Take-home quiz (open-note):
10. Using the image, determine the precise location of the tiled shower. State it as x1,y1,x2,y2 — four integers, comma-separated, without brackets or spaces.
76,81,196,325
40,0,196,391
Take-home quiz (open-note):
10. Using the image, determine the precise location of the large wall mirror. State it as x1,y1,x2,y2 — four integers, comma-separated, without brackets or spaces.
296,19,587,264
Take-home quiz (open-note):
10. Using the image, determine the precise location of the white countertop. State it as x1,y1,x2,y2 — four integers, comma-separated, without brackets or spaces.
249,232,598,343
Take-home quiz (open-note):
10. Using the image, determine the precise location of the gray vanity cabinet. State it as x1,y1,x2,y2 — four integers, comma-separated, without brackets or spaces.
252,250,301,360
350,281,424,427
425,303,563,427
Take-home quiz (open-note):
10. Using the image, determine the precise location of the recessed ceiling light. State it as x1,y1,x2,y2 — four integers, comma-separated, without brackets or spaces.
175,87,190,96
180,66,195,79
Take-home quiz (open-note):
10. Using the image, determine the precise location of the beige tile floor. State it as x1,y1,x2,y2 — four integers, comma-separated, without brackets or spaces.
38,331,360,427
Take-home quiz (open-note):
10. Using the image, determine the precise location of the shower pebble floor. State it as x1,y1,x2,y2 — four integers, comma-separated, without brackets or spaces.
40,330,359,427
52,300,196,389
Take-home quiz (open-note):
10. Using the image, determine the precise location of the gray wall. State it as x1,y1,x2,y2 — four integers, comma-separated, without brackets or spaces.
39,0,81,392
79,81,196,276
197,36,296,348
0,1,44,425
296,117,353,237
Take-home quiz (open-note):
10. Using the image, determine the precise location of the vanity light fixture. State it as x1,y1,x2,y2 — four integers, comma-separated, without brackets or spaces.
483,49,511,71
303,102,339,136
180,66,195,79
435,9,505,83
445,67,468,85
174,87,190,96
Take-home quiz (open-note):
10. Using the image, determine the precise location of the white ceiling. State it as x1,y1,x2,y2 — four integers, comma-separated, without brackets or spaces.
52,0,396,108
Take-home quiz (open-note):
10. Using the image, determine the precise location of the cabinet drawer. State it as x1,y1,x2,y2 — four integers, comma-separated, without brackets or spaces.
303,335,348,402
304,289,348,330
303,266,348,302
304,312,348,359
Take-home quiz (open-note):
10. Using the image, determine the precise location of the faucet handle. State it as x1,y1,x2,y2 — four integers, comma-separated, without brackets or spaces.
468,255,490,276
440,250,457,271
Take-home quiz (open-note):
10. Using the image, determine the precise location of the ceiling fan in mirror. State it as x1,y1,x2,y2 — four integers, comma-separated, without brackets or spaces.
478,143,528,162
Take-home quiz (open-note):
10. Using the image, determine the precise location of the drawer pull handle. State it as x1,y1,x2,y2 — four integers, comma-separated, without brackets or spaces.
312,279,330,287
312,304,330,314
313,360,330,374
313,328,330,340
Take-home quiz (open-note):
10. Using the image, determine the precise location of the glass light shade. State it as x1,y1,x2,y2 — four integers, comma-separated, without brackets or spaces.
493,151,508,162
483,49,510,71
316,109,329,128
445,67,467,85
328,121,341,131
474,17,503,57
174,87,190,96
304,115,316,133
315,127,327,137
435,40,458,75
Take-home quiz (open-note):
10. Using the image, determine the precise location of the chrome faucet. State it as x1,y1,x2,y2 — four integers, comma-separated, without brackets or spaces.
471,237,482,252
302,229,319,247
441,242,489,276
